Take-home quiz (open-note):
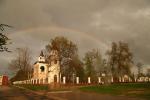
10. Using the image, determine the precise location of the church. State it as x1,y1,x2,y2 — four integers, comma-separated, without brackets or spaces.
33,50,60,84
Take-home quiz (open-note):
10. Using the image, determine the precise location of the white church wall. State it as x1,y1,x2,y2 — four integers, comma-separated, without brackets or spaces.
32,50,60,84
48,63,60,84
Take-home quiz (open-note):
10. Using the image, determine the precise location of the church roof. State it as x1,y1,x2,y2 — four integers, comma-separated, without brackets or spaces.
34,61,48,65
40,50,44,57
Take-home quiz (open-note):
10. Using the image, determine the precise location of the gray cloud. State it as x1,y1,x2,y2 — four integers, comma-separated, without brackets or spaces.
0,0,150,76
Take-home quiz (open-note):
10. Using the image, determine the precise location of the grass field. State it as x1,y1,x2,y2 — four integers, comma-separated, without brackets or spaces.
79,83,150,100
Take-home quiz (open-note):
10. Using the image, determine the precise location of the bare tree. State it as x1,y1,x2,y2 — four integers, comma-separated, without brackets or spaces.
9,47,32,81
146,68,150,76
137,62,143,77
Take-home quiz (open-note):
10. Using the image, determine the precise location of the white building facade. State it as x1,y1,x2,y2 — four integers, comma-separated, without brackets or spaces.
33,50,60,84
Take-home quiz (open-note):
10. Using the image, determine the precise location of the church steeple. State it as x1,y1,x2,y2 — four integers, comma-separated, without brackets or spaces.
40,50,44,57
38,50,45,62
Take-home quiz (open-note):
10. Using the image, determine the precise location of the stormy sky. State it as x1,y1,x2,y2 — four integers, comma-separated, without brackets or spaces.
0,0,150,76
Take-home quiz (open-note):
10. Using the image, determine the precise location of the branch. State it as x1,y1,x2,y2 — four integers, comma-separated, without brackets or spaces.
0,24,13,31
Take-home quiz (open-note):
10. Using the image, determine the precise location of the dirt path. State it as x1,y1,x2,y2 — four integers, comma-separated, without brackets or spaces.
0,86,54,100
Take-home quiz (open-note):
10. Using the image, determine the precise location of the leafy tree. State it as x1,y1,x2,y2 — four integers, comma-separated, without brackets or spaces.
45,36,80,82
93,49,103,75
107,42,118,76
84,52,94,77
0,24,12,52
68,54,85,82
83,49,103,82
107,42,133,80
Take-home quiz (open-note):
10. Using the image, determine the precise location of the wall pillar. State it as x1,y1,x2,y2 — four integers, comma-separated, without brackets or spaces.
119,77,121,82
88,77,91,84
134,77,137,82
111,77,114,83
98,77,101,84
122,77,125,82
76,77,79,84
145,77,148,82
63,76,66,84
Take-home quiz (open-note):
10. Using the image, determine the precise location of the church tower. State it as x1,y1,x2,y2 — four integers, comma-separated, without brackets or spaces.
38,51,45,62
33,51,48,82
33,50,60,84
48,50,60,84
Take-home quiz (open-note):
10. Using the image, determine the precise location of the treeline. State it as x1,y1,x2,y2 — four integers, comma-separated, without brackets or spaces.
9,36,142,83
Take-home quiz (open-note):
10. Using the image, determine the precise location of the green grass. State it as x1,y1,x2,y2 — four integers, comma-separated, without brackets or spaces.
79,83,150,100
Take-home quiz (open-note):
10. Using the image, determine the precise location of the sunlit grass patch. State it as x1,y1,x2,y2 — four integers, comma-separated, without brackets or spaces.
79,83,150,100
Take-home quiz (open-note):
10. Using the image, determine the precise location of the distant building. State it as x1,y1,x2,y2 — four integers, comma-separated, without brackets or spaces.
0,75,9,85
33,50,60,84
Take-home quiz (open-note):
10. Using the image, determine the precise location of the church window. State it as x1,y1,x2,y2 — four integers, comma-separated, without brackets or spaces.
40,66,45,72
54,75,57,82
54,60,57,64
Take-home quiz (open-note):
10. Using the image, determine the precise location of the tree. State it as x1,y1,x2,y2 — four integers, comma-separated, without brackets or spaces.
45,36,79,82
137,62,143,77
107,41,133,80
0,24,12,52
106,42,118,76
84,51,93,77
68,54,85,82
146,68,150,76
9,47,32,82
83,49,103,82
93,49,103,75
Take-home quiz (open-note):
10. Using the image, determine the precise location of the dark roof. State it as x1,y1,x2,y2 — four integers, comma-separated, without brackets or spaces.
34,61,48,65
40,50,44,57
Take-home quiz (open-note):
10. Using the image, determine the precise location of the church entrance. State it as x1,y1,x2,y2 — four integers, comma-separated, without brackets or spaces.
54,75,57,83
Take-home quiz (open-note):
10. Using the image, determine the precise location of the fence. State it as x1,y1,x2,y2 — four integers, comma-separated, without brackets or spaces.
13,76,150,85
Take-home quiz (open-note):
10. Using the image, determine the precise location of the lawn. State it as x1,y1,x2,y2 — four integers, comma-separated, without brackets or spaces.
79,83,150,100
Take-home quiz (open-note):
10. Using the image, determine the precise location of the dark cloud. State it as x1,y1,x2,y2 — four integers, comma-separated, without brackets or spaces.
0,0,150,76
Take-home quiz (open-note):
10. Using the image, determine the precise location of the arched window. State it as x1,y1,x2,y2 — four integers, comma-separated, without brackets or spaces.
54,75,57,83
40,66,45,72
54,60,57,64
